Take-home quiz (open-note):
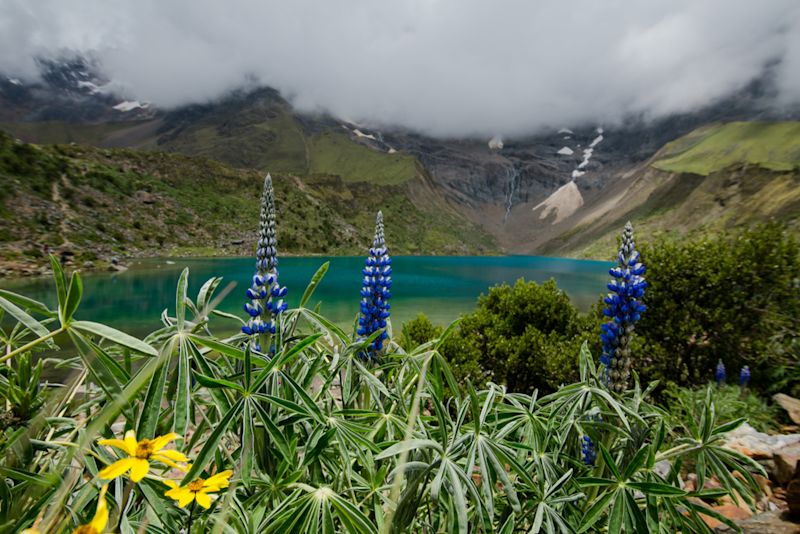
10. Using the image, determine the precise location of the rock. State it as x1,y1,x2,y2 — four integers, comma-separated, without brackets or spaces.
702,503,753,530
775,449,800,486
82,260,95,269
135,190,157,204
715,511,800,533
788,477,800,518
724,423,800,459
775,395,800,426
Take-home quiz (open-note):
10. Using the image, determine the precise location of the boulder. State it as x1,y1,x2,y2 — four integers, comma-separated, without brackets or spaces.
775,394,800,426
714,511,800,533
775,449,800,486
724,423,800,459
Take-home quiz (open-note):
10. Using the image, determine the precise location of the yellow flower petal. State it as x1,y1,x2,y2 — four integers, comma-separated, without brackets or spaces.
97,438,135,456
153,449,189,463
177,489,196,508
90,485,109,532
204,470,233,490
124,430,138,453
163,480,178,490
195,490,212,509
150,432,180,452
98,458,136,480
129,458,150,482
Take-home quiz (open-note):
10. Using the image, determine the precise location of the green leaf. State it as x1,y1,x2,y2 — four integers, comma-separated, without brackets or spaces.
300,262,329,308
0,296,55,346
376,439,443,460
49,255,67,323
626,482,687,496
63,271,83,324
182,398,244,483
186,334,247,360
193,371,245,393
0,289,56,318
598,443,622,481
72,321,157,356
137,341,171,438
173,338,191,436
175,268,189,330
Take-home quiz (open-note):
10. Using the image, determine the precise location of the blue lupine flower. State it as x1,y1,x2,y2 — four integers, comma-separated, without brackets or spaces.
242,174,287,351
739,365,751,388
581,436,596,466
601,221,647,392
357,211,392,360
715,359,726,386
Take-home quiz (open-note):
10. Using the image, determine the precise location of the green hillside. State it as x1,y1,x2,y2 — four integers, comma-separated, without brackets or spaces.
652,121,800,175
0,131,496,275
542,121,800,259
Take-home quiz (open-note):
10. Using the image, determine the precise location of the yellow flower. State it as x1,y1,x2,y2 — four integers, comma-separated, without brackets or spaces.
98,430,188,482
71,484,109,534
163,470,233,509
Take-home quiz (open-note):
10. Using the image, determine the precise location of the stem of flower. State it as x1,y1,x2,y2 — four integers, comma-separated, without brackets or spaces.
187,500,197,533
0,326,65,364
117,479,134,530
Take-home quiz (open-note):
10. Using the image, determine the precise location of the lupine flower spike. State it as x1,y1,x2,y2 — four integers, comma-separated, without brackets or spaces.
600,221,647,393
740,365,751,389
581,436,596,466
71,485,108,534
164,470,233,509
242,174,287,353
715,359,726,387
97,430,188,482
357,211,392,361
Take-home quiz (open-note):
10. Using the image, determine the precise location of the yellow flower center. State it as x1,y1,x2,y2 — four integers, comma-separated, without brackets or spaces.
187,479,206,492
135,439,154,459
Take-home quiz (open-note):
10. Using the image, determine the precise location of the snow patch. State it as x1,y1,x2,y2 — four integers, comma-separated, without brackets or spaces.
77,81,101,94
571,170,586,179
7,77,21,86
533,181,584,224
557,128,574,135
388,147,397,154
113,100,147,112
557,146,574,156
488,135,504,150
353,128,377,141
589,134,604,148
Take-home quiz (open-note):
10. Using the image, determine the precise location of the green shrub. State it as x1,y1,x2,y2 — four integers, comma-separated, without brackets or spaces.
439,279,591,393
635,223,800,393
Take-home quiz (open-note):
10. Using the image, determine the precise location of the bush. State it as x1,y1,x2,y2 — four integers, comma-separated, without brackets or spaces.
635,223,800,394
437,279,592,393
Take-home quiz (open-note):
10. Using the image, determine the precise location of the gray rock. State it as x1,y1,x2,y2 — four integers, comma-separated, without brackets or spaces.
715,511,800,533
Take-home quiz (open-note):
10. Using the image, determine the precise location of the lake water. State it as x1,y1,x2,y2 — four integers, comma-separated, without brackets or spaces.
1,256,611,336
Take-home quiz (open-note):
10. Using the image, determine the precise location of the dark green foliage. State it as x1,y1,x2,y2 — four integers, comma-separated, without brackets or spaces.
436,279,592,393
636,223,800,393
399,313,443,351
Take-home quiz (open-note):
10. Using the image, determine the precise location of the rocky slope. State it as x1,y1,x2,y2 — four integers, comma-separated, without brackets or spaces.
0,131,496,275
2,60,799,260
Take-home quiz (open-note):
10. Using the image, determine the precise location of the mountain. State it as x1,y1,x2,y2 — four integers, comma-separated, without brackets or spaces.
0,131,496,275
1,58,799,267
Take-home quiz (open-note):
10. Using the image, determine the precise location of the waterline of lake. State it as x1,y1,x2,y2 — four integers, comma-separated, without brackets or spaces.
0,255,611,336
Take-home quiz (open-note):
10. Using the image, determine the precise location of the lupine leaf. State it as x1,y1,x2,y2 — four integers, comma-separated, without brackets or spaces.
63,271,83,324
72,321,157,356
175,268,189,330
182,398,244,483
300,262,329,308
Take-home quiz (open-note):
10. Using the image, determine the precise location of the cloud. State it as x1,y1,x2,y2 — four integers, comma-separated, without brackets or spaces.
1,0,799,136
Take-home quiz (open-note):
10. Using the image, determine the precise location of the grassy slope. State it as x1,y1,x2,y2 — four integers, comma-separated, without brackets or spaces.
544,121,800,259
0,131,496,274
652,121,800,175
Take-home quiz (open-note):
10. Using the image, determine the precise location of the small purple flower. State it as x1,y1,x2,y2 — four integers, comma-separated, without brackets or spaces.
581,436,596,466
242,174,287,351
357,211,392,361
715,359,726,386
601,222,647,392
739,365,750,388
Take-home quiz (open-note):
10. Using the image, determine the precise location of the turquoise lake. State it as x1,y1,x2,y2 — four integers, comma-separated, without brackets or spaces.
1,256,611,336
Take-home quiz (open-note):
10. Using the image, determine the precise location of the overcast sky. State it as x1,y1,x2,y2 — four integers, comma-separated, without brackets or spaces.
1,0,799,137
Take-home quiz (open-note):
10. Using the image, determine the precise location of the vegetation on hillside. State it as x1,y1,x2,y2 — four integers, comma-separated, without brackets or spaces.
653,121,800,176
0,130,496,274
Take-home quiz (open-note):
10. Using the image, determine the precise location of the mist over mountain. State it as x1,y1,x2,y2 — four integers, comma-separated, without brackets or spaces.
2,0,800,137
